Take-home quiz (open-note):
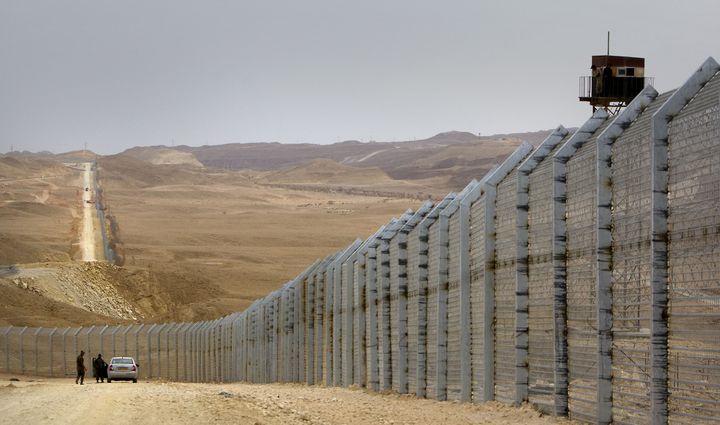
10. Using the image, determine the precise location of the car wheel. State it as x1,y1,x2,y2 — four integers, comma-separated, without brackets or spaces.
132,379,137,383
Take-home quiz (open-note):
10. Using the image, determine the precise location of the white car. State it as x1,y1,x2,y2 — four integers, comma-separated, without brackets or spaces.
107,357,138,383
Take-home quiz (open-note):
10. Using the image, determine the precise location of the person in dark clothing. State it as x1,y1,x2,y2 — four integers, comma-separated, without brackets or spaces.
602,65,613,97
76,350,86,385
94,354,108,383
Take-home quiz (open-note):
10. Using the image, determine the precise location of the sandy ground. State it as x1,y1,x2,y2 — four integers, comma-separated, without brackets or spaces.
99,155,419,317
0,374,577,425
1,155,419,325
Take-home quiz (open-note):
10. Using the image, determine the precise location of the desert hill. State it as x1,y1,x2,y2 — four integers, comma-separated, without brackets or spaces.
254,158,439,199
0,156,74,180
258,158,393,185
0,128,554,327
120,129,553,195
122,146,204,167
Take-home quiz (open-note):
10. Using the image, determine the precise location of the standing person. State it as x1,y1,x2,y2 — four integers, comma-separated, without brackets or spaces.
76,350,86,385
94,354,108,383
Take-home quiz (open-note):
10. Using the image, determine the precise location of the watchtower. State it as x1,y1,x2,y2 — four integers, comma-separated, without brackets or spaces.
579,55,653,114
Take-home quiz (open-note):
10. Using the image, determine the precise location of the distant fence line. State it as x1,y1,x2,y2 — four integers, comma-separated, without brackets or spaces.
3,58,720,425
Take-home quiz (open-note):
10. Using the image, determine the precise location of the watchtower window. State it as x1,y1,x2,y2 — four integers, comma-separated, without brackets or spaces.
625,67,635,76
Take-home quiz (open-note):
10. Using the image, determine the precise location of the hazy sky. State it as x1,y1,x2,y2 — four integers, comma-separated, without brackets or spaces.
2,1,719,154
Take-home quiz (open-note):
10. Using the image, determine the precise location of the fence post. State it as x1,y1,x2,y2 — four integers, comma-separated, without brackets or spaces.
32,328,41,376
380,220,406,392
206,321,213,382
186,323,195,382
458,198,472,402
198,322,204,382
160,323,169,379
109,326,119,358
122,326,132,357
551,112,606,416
176,323,182,381
135,324,144,377
341,259,353,387
3,327,11,373
366,240,379,391
146,324,157,378
435,214,450,400
482,183,496,402
515,129,567,405
333,261,342,386
203,321,210,382
62,328,71,376
175,324,185,381
72,328,81,375
165,324,173,380
86,325,95,361
19,326,27,374
49,328,58,377
648,57,719,424
306,272,316,385
98,324,108,356
595,86,658,424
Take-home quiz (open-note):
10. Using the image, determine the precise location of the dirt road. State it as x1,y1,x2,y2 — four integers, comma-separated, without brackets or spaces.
0,375,577,425
81,162,96,262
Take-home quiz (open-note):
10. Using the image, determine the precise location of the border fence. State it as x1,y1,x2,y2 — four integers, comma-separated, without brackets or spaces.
2,58,720,425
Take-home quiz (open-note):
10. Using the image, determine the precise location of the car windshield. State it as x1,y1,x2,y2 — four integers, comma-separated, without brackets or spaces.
112,359,133,365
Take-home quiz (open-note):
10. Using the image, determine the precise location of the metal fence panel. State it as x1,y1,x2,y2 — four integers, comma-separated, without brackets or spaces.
314,265,326,384
406,224,423,396
389,237,403,393
353,257,366,386
365,245,379,390
470,194,488,403
494,168,521,404
3,59,720,425
426,219,441,399
667,70,720,425
611,92,673,425
341,259,353,387
565,134,602,423
377,235,393,391
447,210,462,400
526,141,564,412
305,273,316,384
